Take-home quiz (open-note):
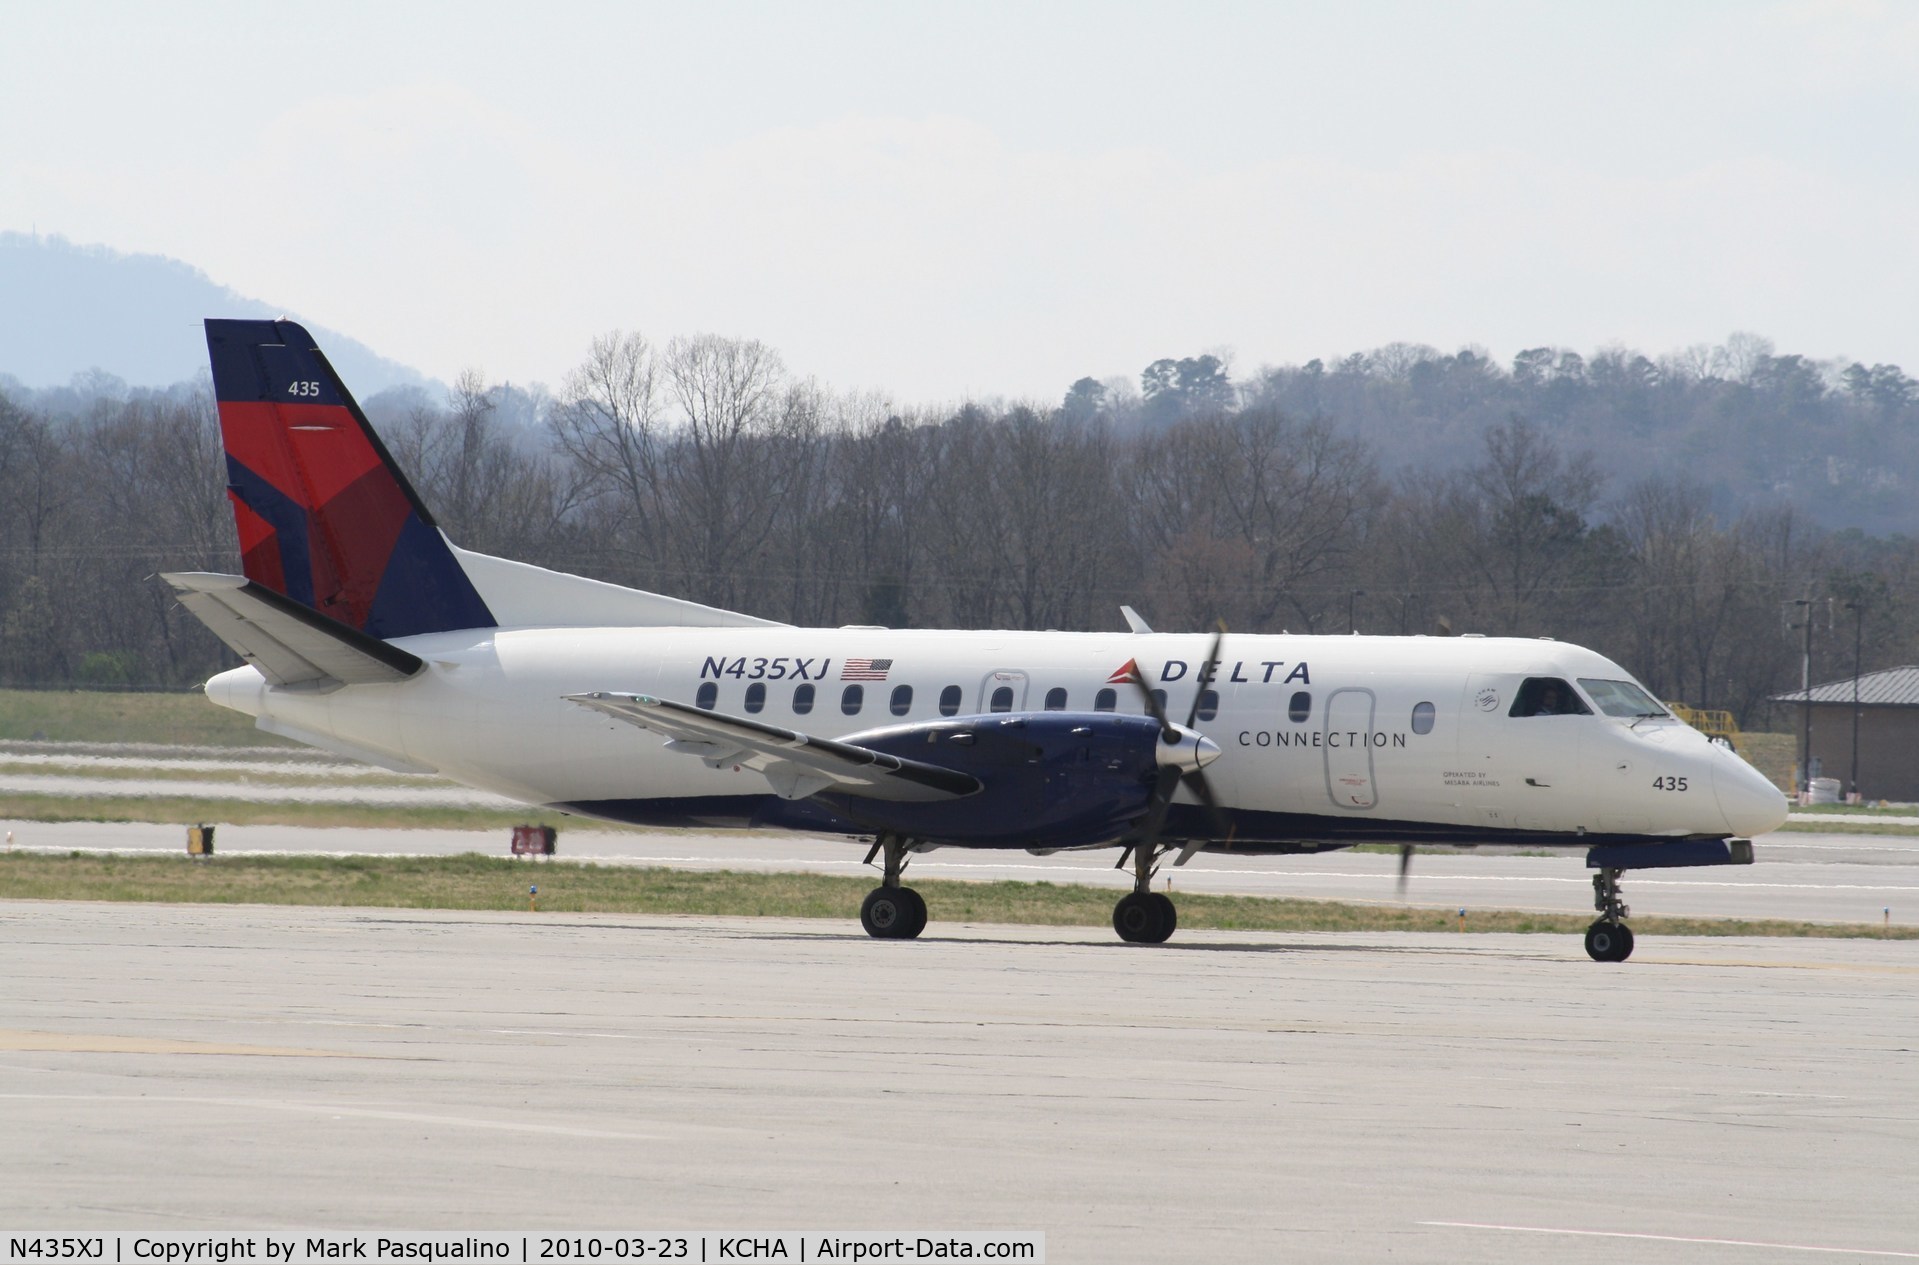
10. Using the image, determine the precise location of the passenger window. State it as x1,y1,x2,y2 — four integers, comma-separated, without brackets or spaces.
793,683,815,715
890,684,912,716
1411,701,1435,734
938,685,962,716
696,682,718,710
841,684,864,716
744,682,766,714
990,686,1014,713
1288,691,1311,723
1196,689,1219,722
1150,688,1168,714
1509,677,1591,718
1044,687,1068,711
1094,687,1117,712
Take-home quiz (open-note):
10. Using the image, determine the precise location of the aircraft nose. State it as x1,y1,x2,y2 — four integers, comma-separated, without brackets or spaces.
1713,748,1790,838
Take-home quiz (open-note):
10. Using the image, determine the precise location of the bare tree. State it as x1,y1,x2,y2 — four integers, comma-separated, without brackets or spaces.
1131,406,1377,631
550,332,668,583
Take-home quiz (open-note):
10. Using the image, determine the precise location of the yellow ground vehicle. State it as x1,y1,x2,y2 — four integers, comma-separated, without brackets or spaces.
1666,702,1741,749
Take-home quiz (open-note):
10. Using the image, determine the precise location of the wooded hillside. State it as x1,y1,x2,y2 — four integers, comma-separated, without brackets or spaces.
3,330,1912,730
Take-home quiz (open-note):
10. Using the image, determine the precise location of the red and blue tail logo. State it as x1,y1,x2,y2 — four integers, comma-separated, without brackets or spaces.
204,319,495,640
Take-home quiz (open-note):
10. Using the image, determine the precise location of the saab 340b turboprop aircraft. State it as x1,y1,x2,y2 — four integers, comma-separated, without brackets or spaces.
165,319,1788,960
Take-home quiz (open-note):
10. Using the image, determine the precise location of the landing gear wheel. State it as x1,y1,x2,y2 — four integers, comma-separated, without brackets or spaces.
1114,891,1175,944
1149,892,1177,939
862,886,925,939
895,886,927,939
1584,921,1634,962
1585,867,1634,961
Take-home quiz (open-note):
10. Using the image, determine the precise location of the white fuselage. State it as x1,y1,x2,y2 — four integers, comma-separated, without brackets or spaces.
206,626,1788,844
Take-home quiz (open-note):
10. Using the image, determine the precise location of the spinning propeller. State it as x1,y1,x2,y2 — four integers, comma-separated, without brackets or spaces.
1126,620,1232,856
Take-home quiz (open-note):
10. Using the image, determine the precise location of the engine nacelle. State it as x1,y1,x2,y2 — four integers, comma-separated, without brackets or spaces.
816,712,1179,847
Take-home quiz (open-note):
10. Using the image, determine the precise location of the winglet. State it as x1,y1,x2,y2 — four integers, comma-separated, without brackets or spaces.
1120,605,1153,634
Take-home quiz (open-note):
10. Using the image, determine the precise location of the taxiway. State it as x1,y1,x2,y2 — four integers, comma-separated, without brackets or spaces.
1,902,1914,1263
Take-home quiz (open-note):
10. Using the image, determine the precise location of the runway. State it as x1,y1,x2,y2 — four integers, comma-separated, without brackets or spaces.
7,818,1916,927
1,901,1914,1263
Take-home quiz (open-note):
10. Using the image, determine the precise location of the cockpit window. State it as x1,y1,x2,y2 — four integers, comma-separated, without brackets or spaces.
1509,677,1591,717
1578,678,1669,719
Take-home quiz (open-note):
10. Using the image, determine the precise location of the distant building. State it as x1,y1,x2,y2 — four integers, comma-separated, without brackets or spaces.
1771,666,1919,801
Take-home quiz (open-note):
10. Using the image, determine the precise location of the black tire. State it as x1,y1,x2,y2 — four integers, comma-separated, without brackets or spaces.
1149,892,1178,942
1584,921,1632,962
861,886,910,939
1114,891,1170,944
896,886,928,940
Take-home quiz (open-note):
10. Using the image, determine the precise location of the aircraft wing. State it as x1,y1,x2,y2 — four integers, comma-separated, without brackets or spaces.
162,571,424,689
566,691,982,803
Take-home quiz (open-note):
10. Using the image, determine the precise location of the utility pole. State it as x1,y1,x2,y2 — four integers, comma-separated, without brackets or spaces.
1790,597,1816,800
1348,589,1365,635
1845,600,1864,801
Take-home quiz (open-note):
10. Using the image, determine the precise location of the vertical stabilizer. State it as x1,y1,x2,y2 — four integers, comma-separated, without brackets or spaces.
204,318,495,639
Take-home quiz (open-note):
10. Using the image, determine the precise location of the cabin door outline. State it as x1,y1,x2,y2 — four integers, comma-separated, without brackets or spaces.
1323,686,1379,810
979,669,1030,713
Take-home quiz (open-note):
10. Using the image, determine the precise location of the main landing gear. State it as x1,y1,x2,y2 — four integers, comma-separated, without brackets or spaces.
1113,843,1177,944
859,833,927,940
1585,866,1635,962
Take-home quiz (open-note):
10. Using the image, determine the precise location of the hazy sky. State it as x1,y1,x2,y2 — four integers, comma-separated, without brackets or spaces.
5,0,1916,401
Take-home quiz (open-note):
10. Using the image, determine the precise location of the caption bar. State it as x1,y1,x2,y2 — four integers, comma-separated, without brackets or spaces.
3,1236,1042,1265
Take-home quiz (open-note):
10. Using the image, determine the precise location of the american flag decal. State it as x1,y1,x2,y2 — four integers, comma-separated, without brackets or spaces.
841,658,893,681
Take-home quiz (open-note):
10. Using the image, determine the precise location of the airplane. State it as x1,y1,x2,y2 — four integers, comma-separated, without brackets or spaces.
165,318,1790,961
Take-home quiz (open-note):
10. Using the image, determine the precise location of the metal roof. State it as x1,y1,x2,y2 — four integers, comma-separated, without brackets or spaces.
1772,665,1919,707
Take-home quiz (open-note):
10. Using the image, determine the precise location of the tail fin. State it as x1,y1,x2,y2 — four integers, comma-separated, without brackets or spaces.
204,318,495,639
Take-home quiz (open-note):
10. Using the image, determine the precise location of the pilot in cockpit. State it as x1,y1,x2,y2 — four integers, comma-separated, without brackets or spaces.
1511,677,1592,718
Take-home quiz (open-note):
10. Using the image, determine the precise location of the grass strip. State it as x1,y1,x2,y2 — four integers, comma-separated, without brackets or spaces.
1,853,1911,939
1773,820,1919,837
0,761,435,788
0,689,290,748
0,794,543,831
1786,806,1919,819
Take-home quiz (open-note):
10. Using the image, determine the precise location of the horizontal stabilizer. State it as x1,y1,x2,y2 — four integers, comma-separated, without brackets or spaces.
163,571,424,689
567,691,980,803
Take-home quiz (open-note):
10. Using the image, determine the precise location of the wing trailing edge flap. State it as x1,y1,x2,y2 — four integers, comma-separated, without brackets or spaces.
567,691,981,803
161,571,424,689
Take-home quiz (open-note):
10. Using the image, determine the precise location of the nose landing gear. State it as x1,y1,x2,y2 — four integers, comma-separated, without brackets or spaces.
1585,867,1634,962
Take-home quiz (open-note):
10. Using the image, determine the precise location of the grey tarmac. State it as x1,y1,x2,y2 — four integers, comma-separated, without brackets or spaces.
1,901,1915,1264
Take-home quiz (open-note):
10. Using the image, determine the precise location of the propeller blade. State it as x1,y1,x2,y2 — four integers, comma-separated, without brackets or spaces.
1128,658,1175,738
1184,620,1228,730
1397,843,1414,895
1132,764,1184,852
1183,767,1230,838
1131,619,1235,857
